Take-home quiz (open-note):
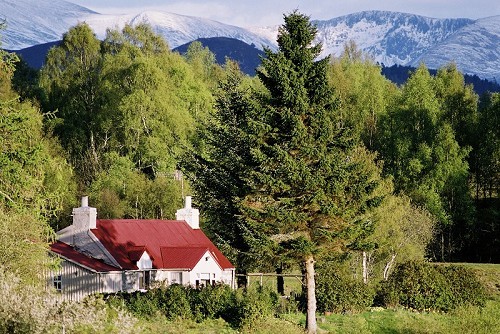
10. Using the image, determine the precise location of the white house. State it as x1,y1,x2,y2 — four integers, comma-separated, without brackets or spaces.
49,196,235,301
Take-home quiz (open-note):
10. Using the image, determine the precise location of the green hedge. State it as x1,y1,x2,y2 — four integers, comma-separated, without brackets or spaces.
316,264,375,313
104,283,281,329
377,261,487,311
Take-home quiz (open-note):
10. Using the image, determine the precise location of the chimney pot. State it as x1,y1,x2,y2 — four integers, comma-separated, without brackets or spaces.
81,196,88,207
185,196,192,208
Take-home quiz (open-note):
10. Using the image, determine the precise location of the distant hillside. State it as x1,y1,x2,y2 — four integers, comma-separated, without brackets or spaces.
381,64,500,96
5,38,500,95
173,37,265,75
6,41,60,69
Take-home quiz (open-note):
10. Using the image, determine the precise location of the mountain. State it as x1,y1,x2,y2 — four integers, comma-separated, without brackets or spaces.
315,11,500,81
6,41,60,69
1,2,499,80
0,0,96,50
83,11,275,50
173,37,265,75
251,11,500,81
0,0,275,51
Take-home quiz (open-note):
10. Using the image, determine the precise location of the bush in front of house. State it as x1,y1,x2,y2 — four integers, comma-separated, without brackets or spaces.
188,283,235,321
315,263,375,314
104,283,282,329
230,285,280,328
377,261,487,311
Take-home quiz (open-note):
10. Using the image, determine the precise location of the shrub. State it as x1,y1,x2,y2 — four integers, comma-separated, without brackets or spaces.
126,291,160,317
158,284,192,320
0,268,137,334
377,261,487,312
104,283,286,329
437,265,487,308
229,286,279,329
192,283,235,320
316,264,375,313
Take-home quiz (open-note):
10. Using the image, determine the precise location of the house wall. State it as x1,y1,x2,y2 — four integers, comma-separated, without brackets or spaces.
49,256,235,301
48,259,122,301
187,250,234,287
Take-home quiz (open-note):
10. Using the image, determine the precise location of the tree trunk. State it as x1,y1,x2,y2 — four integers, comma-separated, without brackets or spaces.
383,253,397,280
276,264,285,295
441,232,445,262
362,251,368,284
305,255,317,334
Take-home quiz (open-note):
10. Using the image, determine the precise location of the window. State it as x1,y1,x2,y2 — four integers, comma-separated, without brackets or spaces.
199,273,210,287
53,275,62,292
139,271,151,289
171,272,182,284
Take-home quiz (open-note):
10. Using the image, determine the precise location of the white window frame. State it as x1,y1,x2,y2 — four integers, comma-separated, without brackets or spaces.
53,274,62,292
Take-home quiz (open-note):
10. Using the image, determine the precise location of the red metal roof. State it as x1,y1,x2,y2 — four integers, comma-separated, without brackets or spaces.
50,241,120,272
160,246,209,269
91,219,234,270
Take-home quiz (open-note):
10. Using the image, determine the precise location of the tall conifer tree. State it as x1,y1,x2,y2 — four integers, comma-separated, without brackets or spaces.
246,12,384,333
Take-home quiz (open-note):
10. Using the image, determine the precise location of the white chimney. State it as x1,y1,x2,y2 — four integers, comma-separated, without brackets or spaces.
72,196,97,230
176,196,199,229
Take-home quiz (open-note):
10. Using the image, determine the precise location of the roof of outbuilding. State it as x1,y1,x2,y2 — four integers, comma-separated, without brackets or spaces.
50,241,120,272
90,219,234,270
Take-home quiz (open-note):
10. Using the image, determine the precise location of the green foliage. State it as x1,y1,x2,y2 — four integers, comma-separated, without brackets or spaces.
159,284,193,320
40,22,212,218
0,268,137,334
0,53,75,280
377,261,487,312
367,195,436,280
105,284,284,330
328,41,396,149
376,64,475,261
181,61,268,271
473,93,500,199
232,286,279,328
190,283,235,320
90,153,183,219
316,263,375,313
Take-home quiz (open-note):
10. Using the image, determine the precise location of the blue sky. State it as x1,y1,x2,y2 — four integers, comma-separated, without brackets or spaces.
72,0,500,26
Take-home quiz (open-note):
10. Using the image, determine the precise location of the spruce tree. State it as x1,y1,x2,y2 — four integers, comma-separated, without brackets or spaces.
246,12,384,333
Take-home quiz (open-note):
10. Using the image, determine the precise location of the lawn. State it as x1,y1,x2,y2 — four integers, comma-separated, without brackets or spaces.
134,263,500,333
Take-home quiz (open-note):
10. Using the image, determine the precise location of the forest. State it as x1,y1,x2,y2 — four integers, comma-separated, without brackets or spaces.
0,12,499,334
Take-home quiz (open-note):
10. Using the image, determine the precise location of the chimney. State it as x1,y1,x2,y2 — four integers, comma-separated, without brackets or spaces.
72,196,97,230
176,196,199,229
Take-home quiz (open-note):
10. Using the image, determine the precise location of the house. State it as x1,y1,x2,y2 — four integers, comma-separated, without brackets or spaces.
49,196,235,301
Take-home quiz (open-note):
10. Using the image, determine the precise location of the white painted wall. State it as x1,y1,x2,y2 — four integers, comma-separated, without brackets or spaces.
137,252,153,269
188,250,227,286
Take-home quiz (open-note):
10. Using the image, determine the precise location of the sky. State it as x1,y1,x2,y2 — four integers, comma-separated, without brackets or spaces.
72,0,500,27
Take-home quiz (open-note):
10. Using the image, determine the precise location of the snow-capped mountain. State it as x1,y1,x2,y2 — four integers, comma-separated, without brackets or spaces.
314,11,474,64
411,16,500,80
0,0,96,50
252,11,500,81
82,11,275,50
1,1,499,80
0,0,274,50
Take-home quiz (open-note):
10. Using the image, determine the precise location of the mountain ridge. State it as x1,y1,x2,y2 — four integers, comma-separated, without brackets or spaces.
1,1,498,80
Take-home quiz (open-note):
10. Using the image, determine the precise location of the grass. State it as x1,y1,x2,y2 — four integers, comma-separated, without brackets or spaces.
133,263,500,333
453,263,500,295
277,297,500,334
246,273,304,296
